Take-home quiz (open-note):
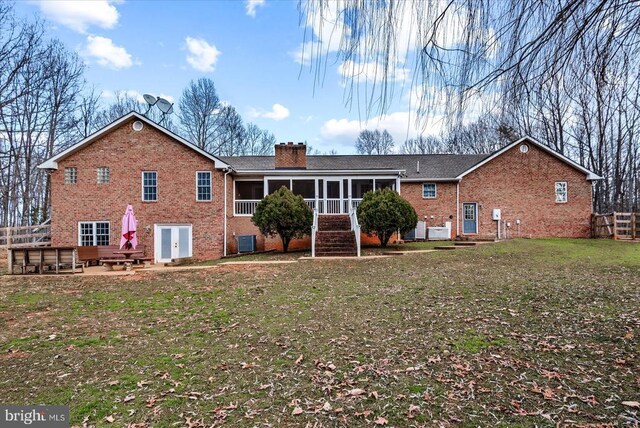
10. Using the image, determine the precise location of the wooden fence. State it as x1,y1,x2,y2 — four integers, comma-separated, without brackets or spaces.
592,212,639,240
0,222,51,248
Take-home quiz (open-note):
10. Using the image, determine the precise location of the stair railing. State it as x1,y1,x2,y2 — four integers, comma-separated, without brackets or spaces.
311,208,318,257
349,207,361,257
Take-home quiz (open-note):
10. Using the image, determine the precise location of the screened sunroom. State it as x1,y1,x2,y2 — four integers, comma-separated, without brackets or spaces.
233,176,400,216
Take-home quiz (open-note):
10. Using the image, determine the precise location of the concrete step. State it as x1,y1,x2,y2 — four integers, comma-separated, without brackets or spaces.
315,251,358,257
454,242,477,246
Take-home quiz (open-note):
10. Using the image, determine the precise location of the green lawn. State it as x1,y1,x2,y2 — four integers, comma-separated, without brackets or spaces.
0,239,638,427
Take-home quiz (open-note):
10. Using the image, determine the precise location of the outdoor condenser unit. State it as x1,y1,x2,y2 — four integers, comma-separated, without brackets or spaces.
237,235,257,253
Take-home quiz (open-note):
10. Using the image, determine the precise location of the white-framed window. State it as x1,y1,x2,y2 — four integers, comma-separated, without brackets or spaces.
555,181,568,203
422,183,437,199
196,171,212,201
142,171,157,201
97,167,110,184
78,221,110,246
64,167,77,184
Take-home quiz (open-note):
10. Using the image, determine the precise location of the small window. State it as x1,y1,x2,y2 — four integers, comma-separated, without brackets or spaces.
64,167,77,184
422,183,437,199
79,221,110,246
196,171,212,201
555,181,568,203
142,171,157,201
97,167,110,184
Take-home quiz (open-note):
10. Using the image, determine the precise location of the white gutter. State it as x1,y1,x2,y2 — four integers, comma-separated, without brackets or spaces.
400,178,462,182
232,169,406,176
223,168,232,257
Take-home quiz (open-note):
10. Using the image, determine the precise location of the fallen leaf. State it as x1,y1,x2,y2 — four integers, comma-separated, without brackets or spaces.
295,354,304,365
105,415,115,423
622,401,640,408
322,402,332,412
124,394,135,403
348,388,366,397
291,407,303,415
374,416,388,425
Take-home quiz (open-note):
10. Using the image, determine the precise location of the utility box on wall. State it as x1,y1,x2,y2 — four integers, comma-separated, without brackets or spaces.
237,235,257,253
492,208,501,221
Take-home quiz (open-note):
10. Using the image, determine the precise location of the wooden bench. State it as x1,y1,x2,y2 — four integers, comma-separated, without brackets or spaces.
101,255,153,271
101,258,133,271
79,245,144,265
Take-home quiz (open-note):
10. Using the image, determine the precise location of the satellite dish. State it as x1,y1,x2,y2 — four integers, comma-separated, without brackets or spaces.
166,105,174,115
142,94,158,117
156,97,173,114
143,94,157,105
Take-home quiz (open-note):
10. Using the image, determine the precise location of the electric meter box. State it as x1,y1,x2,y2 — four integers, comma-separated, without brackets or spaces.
492,208,501,220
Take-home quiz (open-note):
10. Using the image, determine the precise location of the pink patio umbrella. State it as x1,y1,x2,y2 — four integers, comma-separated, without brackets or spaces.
120,204,138,250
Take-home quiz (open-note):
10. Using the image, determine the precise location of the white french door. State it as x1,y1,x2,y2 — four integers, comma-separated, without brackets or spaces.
154,224,192,263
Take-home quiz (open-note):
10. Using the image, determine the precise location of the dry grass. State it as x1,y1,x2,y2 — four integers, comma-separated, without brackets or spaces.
0,239,638,427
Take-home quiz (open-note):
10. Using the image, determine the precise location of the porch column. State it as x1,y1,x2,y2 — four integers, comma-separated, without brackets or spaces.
348,178,352,213
314,179,319,213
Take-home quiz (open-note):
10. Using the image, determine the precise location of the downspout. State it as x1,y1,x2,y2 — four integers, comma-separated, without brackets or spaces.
456,181,460,237
223,168,232,257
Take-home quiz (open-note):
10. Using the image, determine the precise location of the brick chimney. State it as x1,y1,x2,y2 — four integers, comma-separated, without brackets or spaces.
275,142,307,169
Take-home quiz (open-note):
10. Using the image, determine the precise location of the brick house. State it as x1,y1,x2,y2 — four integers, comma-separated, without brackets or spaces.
39,112,601,261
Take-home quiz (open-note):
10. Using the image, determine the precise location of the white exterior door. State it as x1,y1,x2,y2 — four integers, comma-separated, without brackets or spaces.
324,179,342,214
155,224,192,263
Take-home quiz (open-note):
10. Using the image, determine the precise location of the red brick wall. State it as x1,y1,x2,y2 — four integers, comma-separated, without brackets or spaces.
274,143,307,169
458,142,593,238
401,182,458,239
50,118,225,260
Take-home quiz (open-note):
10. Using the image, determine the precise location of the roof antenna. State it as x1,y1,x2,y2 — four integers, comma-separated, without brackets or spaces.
416,160,420,173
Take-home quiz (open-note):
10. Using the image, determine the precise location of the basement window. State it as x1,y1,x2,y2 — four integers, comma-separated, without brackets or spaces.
79,221,110,246
555,181,568,203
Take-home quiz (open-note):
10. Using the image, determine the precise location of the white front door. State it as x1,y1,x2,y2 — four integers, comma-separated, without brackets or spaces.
324,179,342,214
154,224,192,263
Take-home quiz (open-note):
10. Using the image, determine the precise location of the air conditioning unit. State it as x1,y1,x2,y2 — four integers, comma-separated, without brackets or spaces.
237,235,257,253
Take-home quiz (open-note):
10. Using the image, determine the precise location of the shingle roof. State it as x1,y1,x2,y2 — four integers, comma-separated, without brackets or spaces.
219,154,489,180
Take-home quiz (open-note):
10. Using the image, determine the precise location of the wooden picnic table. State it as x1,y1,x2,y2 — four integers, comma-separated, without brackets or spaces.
102,250,152,271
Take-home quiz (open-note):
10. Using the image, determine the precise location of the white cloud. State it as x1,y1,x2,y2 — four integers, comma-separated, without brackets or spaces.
320,111,446,149
290,41,322,66
246,0,265,17
34,0,119,33
84,36,134,69
338,60,410,83
185,37,221,72
248,103,290,121
101,90,174,104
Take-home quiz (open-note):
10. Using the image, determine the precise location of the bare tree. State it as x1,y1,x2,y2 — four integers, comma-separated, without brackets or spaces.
212,105,246,156
244,123,275,155
355,129,394,155
400,135,445,154
178,77,220,151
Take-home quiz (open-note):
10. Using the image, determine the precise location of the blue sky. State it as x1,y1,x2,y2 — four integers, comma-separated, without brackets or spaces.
14,0,449,154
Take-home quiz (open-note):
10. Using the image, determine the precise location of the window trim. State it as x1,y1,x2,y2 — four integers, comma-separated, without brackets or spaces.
64,167,77,184
78,221,110,246
422,183,437,199
555,181,568,203
142,171,158,202
96,166,110,184
196,171,213,202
